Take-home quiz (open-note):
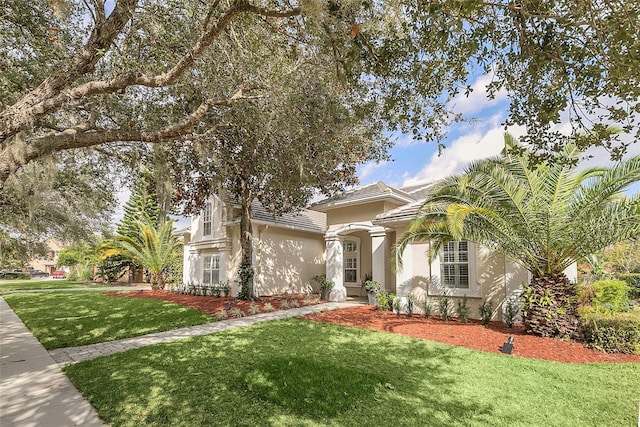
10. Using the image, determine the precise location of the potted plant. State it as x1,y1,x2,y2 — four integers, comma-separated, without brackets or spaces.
314,275,334,300
364,280,382,305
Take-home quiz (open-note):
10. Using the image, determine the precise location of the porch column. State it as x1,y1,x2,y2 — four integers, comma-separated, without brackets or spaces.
395,242,412,297
369,227,387,291
325,235,346,301
182,244,191,284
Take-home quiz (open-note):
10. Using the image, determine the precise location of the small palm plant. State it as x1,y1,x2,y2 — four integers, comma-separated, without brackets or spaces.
100,217,182,289
395,134,640,338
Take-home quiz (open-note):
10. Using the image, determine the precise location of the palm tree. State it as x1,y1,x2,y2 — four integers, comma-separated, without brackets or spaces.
395,134,640,337
101,218,182,289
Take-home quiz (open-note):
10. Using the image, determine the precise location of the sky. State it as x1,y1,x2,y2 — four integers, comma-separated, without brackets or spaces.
355,74,640,193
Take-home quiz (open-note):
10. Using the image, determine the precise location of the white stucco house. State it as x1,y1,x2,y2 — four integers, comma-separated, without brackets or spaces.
182,181,577,321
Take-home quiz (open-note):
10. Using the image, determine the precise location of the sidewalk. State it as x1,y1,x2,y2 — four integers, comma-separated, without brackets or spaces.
0,297,106,426
1,295,360,426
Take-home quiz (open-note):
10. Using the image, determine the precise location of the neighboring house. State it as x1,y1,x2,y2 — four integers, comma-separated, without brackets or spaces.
29,240,64,275
183,181,577,321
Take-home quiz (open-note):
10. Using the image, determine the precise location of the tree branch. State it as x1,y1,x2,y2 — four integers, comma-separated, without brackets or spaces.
0,0,302,144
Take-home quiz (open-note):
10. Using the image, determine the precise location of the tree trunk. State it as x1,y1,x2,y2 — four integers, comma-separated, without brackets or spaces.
522,272,580,339
150,272,166,290
238,189,254,300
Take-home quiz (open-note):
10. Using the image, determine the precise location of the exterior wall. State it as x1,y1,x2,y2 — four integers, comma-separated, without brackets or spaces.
29,241,63,274
190,196,225,243
254,226,325,296
327,202,404,227
390,224,530,321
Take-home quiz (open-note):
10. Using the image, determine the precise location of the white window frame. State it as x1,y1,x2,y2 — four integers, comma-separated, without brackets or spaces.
441,240,470,289
202,254,220,285
342,237,360,285
429,240,480,297
202,202,212,236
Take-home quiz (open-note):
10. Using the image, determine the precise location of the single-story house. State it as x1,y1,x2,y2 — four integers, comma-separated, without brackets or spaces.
182,181,577,321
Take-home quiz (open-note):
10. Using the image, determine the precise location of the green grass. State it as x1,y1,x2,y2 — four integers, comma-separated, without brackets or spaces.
3,291,214,349
64,319,640,427
0,279,108,292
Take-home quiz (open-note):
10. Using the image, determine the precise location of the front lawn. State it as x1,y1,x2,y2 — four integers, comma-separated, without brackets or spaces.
0,279,107,292
3,291,214,349
64,319,640,427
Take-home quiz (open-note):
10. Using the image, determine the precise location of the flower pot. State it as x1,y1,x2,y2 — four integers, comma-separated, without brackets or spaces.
367,291,377,306
321,289,331,301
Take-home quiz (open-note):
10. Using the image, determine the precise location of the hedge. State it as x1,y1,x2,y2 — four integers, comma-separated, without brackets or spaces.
617,273,640,300
579,308,640,355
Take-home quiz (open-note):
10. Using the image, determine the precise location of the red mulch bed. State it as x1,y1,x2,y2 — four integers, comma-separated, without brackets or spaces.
105,290,320,317
106,291,640,364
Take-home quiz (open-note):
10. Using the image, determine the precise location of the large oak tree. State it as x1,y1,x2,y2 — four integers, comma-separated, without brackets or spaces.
3,0,640,190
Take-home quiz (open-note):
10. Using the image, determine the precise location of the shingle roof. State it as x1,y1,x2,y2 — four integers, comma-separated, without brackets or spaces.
310,181,415,212
249,200,327,234
373,182,435,225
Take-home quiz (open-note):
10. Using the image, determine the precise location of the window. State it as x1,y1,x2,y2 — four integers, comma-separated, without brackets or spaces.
203,202,212,236
440,241,469,289
343,239,358,284
203,255,220,285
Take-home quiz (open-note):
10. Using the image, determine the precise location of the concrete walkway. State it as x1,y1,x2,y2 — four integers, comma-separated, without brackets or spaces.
0,297,106,426
0,293,361,426
49,302,360,366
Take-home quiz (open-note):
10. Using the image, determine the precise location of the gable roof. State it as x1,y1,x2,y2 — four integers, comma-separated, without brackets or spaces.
310,181,416,212
373,182,435,225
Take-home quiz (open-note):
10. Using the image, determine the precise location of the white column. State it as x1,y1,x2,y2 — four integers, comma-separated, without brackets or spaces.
252,227,260,297
369,228,387,291
325,235,346,301
182,244,191,284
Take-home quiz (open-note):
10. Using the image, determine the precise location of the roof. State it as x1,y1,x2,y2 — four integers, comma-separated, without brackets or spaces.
244,200,327,234
310,181,416,212
373,199,425,225
373,182,435,225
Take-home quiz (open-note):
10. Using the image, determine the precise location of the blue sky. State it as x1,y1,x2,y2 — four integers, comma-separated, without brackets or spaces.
356,73,640,193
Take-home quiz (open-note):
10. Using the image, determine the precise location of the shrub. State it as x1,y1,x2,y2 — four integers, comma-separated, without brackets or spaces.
406,293,415,317
589,280,631,313
263,303,274,312
504,299,519,328
215,309,228,320
617,273,640,300
422,297,431,318
364,280,382,293
376,292,393,311
393,296,401,316
479,299,493,325
457,295,470,324
248,303,260,315
230,308,244,318
439,296,451,321
579,307,640,354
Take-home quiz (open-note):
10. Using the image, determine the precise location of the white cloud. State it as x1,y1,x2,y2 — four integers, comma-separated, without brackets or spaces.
402,117,526,186
450,73,509,116
358,160,390,181
394,133,420,148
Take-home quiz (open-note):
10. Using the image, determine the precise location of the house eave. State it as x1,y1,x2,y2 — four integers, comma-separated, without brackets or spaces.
310,193,415,213
223,218,325,235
